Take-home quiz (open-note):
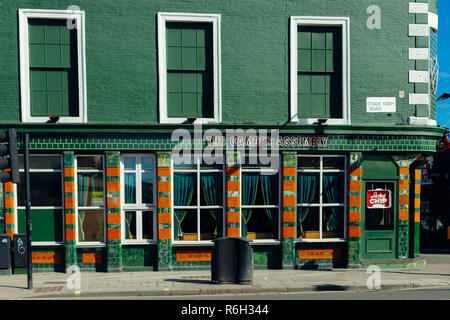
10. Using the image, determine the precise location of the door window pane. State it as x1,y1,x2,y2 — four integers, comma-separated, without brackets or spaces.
141,157,154,170
123,157,136,170
322,172,345,204
124,211,137,240
297,157,320,169
77,172,104,207
297,172,319,204
200,172,223,206
142,211,154,239
200,209,222,240
77,156,103,170
174,172,197,206
18,172,62,207
78,209,104,242
124,173,136,204
322,207,344,238
141,172,154,204
365,182,394,231
174,209,197,241
297,207,319,239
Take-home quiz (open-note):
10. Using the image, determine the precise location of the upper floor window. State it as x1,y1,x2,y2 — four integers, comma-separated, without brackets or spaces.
19,9,87,123
290,17,350,125
158,12,221,124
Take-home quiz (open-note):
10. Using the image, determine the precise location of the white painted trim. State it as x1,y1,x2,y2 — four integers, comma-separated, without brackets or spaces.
409,93,429,105
290,16,350,125
409,2,429,14
120,154,157,244
409,24,429,37
408,116,436,126
409,70,429,83
428,12,438,30
18,9,87,123
408,48,429,60
157,12,222,124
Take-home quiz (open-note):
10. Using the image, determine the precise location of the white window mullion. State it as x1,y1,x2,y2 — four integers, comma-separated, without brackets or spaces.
319,156,323,240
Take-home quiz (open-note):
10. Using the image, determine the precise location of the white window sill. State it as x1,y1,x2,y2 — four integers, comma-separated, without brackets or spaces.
295,239,347,243
31,242,64,246
76,243,106,248
122,241,157,245
172,241,215,247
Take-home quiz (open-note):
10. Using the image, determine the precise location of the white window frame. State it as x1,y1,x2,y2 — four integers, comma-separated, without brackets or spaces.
157,12,222,124
121,154,157,244
75,155,106,246
171,157,225,245
14,154,64,246
296,155,347,243
18,9,87,123
240,165,281,245
290,16,350,125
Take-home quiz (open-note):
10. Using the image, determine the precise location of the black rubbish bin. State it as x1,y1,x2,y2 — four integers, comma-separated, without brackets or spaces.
12,234,27,269
211,237,236,284
211,237,253,284
0,234,11,274
235,237,253,284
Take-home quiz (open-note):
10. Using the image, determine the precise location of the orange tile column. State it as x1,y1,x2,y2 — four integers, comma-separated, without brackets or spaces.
156,152,172,271
3,181,14,239
63,151,77,269
225,152,240,237
347,152,362,267
281,152,296,268
105,151,122,272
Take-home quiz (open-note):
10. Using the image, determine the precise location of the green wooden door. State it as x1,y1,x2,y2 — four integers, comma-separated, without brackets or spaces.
362,181,397,260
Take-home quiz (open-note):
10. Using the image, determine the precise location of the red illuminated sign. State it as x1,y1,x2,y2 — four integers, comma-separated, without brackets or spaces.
367,190,391,209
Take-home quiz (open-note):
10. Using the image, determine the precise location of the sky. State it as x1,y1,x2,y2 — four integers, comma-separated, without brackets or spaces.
437,1,450,129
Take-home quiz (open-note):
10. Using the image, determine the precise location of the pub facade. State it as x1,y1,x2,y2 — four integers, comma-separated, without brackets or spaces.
0,0,444,272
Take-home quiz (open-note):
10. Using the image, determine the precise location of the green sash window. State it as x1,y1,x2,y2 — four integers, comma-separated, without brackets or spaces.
166,22,214,118
297,26,342,119
28,19,79,117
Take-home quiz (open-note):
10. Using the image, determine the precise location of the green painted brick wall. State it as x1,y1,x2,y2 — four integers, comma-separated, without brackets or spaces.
0,0,435,127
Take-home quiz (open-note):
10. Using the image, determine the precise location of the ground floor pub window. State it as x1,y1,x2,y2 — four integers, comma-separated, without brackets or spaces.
172,156,224,242
17,155,63,243
241,160,279,240
297,155,346,240
76,155,105,243
122,154,156,242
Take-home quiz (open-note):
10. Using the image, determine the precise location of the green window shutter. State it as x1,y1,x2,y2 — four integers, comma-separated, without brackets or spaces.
28,19,79,117
166,22,213,119
297,27,342,119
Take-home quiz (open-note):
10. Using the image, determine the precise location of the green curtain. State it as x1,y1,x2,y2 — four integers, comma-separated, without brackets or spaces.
173,173,195,239
78,174,91,207
201,173,222,237
260,174,278,222
323,173,343,233
125,211,135,239
124,173,136,204
242,173,259,237
297,173,317,238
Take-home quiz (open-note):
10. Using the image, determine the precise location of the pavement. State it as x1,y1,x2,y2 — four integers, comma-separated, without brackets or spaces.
0,253,449,299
